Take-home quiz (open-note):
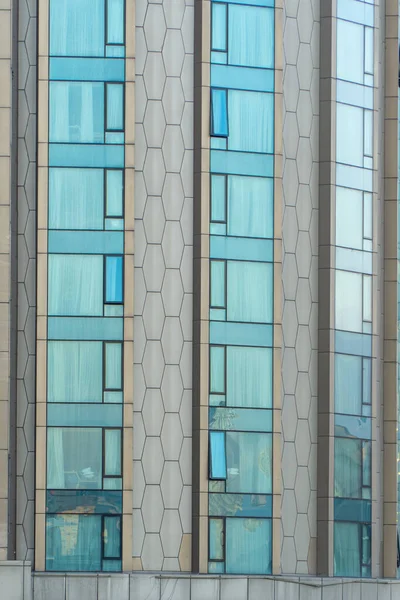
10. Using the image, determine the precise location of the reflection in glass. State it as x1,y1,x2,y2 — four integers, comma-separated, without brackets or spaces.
336,19,363,84
228,90,273,154
335,270,362,332
226,346,272,408
46,514,102,571
226,432,272,494
227,261,272,323
228,175,273,239
228,5,274,69
336,103,363,167
225,518,271,574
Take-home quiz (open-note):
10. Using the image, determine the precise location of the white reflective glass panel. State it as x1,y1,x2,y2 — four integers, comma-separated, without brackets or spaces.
335,270,362,332
336,104,364,167
336,187,363,250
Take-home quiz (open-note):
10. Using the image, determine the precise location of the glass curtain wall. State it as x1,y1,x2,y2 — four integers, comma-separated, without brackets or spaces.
208,0,275,575
333,0,374,577
45,0,125,572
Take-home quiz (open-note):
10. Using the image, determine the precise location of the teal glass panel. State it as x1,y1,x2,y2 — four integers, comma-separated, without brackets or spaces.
211,89,228,137
48,254,103,316
228,5,273,68
103,477,122,489
227,346,272,408
210,236,273,262
211,64,274,93
209,493,272,518
210,223,227,236
335,437,362,498
336,80,373,110
106,170,124,216
210,431,227,479
364,27,373,75
226,432,272,493
211,260,226,308
209,561,225,574
337,0,374,27
106,46,125,57
335,331,372,357
47,404,123,427
105,256,123,303
211,2,227,51
211,150,273,178
105,218,124,230
335,353,362,415
336,164,373,192
104,516,121,558
225,518,271,574
224,0,274,5
228,175,273,239
49,144,124,168
107,0,124,44
210,346,225,394
48,231,124,254
106,84,124,131
50,0,104,57
46,514,102,572
209,480,225,493
336,19,364,85
105,343,122,390
211,137,227,149
335,248,372,275
48,317,123,341
210,407,272,432
361,524,371,577
48,340,102,403
209,518,224,560
334,414,371,440
105,430,122,476
334,498,372,522
227,261,273,323
334,522,361,577
211,175,226,222
210,394,225,407
228,90,273,154
49,58,125,82
362,441,371,488
103,560,122,571
210,308,226,321
105,132,124,144
104,391,123,404
50,82,104,144
211,51,227,64
47,428,102,489
49,168,104,230
210,321,273,347
362,358,371,405
104,305,124,316
46,490,122,514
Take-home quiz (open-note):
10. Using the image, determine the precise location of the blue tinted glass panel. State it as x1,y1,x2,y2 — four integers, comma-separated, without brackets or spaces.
50,58,125,82
103,560,122,572
211,150,273,178
362,441,371,488
46,491,122,514
107,0,124,44
209,407,272,432
48,341,102,403
49,255,103,316
48,317,123,341
106,84,124,131
227,261,272,323
103,478,122,489
362,358,371,404
226,518,271,574
209,561,225,574
106,170,124,216
49,168,104,230
105,256,123,303
104,516,121,558
105,430,122,476
336,19,363,84
226,432,272,493
336,80,373,110
46,514,102,572
335,353,362,415
337,103,364,168
210,236,273,262
211,50,227,64
105,343,122,390
335,414,371,440
104,391,123,404
337,0,374,26
210,308,226,321
105,218,124,230
335,248,372,275
228,5,274,68
209,493,272,518
50,0,104,57
226,346,272,408
228,91,273,154
228,175,273,239
47,404,123,427
211,260,226,308
209,518,224,560
50,144,124,169
336,164,373,193
335,331,372,357
211,65,274,93
210,321,273,347
225,0,274,5
210,223,227,236
210,346,225,394
212,3,227,51
210,431,227,479
210,394,225,407
335,437,361,498
364,27,373,75
336,270,362,332
105,132,124,144
334,522,361,577
334,498,371,523
48,231,124,254
211,175,226,222
106,46,125,57
211,89,228,137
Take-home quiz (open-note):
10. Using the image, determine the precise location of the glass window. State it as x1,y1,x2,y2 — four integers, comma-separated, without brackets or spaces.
334,521,361,577
211,89,228,137
212,3,227,52
106,84,124,131
362,358,371,406
107,0,124,45
335,270,362,332
104,430,122,477
228,5,274,69
226,432,272,494
211,260,226,308
336,187,363,250
336,19,363,84
335,354,362,415
225,518,271,574
106,170,123,217
362,275,372,322
336,104,363,167
46,514,102,571
226,346,272,408
335,437,362,498
50,0,105,57
363,110,373,157
105,256,123,303
47,428,102,489
364,27,374,75
211,175,226,223
210,346,225,395
105,343,122,390
50,82,105,144
228,176,273,239
48,254,103,316
209,518,224,560
227,261,272,323
49,168,104,230
228,90,273,154
209,431,227,480
363,192,372,241
48,341,103,403
104,516,121,558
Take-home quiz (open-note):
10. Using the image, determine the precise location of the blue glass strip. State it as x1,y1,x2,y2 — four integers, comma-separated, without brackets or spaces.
105,256,123,303
49,144,124,168
210,431,227,479
222,0,274,6
48,231,124,254
46,490,122,514
334,414,371,440
48,317,123,340
49,58,125,82
211,65,274,93
103,560,122,572
210,236,273,262
211,150,273,178
209,493,272,518
209,407,273,432
335,247,372,275
336,164,373,192
335,331,372,357
336,80,373,110
210,321,273,347
106,46,125,58
211,51,228,64
334,498,371,523
337,0,374,26
209,562,225,574
47,404,123,427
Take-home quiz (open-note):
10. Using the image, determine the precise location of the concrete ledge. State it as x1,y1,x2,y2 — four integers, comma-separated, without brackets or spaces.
0,561,32,600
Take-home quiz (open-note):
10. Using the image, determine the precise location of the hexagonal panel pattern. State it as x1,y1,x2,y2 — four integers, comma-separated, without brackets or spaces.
281,0,319,576
133,0,193,570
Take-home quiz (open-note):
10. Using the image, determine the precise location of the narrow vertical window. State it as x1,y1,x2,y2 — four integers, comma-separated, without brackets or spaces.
104,342,122,390
211,89,228,137
362,275,372,323
211,175,226,223
106,170,124,217
211,3,227,52
104,429,122,476
209,431,227,479
210,260,226,308
209,518,224,561
106,84,124,131
105,256,123,303
364,27,374,76
107,0,124,45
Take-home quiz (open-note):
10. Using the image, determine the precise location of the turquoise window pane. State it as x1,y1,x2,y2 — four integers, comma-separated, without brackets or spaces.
48,231,124,254
106,170,124,217
48,317,123,341
209,518,224,560
211,175,226,222
211,50,227,64
211,149,274,178
48,341,102,403
334,414,371,441
48,255,103,316
210,431,227,479
362,358,371,405
103,560,122,572
334,498,371,523
105,430,122,476
106,46,125,57
47,428,102,489
335,437,362,498
362,441,371,488
50,82,104,144
226,518,271,574
210,346,225,394
49,58,125,82
336,19,364,84
104,478,122,489
210,321,273,347
210,236,273,262
211,64,274,93
107,0,124,44
362,524,371,577
47,404,123,427
104,391,123,404
46,490,122,514
211,260,226,308
228,91,273,154
46,514,102,572
228,5,274,68
106,132,125,144
104,516,121,558
226,346,272,408
212,3,227,51
228,175,273,238
49,144,124,169
105,343,122,390
335,331,372,357
335,353,362,415
209,493,272,518
334,522,361,577
104,305,124,317
211,89,228,137
106,84,124,131
49,168,104,230
227,261,272,323
209,407,272,432
226,432,272,493
105,256,123,303
50,0,104,57
105,218,124,230
209,561,225,574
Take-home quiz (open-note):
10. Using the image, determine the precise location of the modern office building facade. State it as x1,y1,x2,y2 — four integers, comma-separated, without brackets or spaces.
1,0,400,598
